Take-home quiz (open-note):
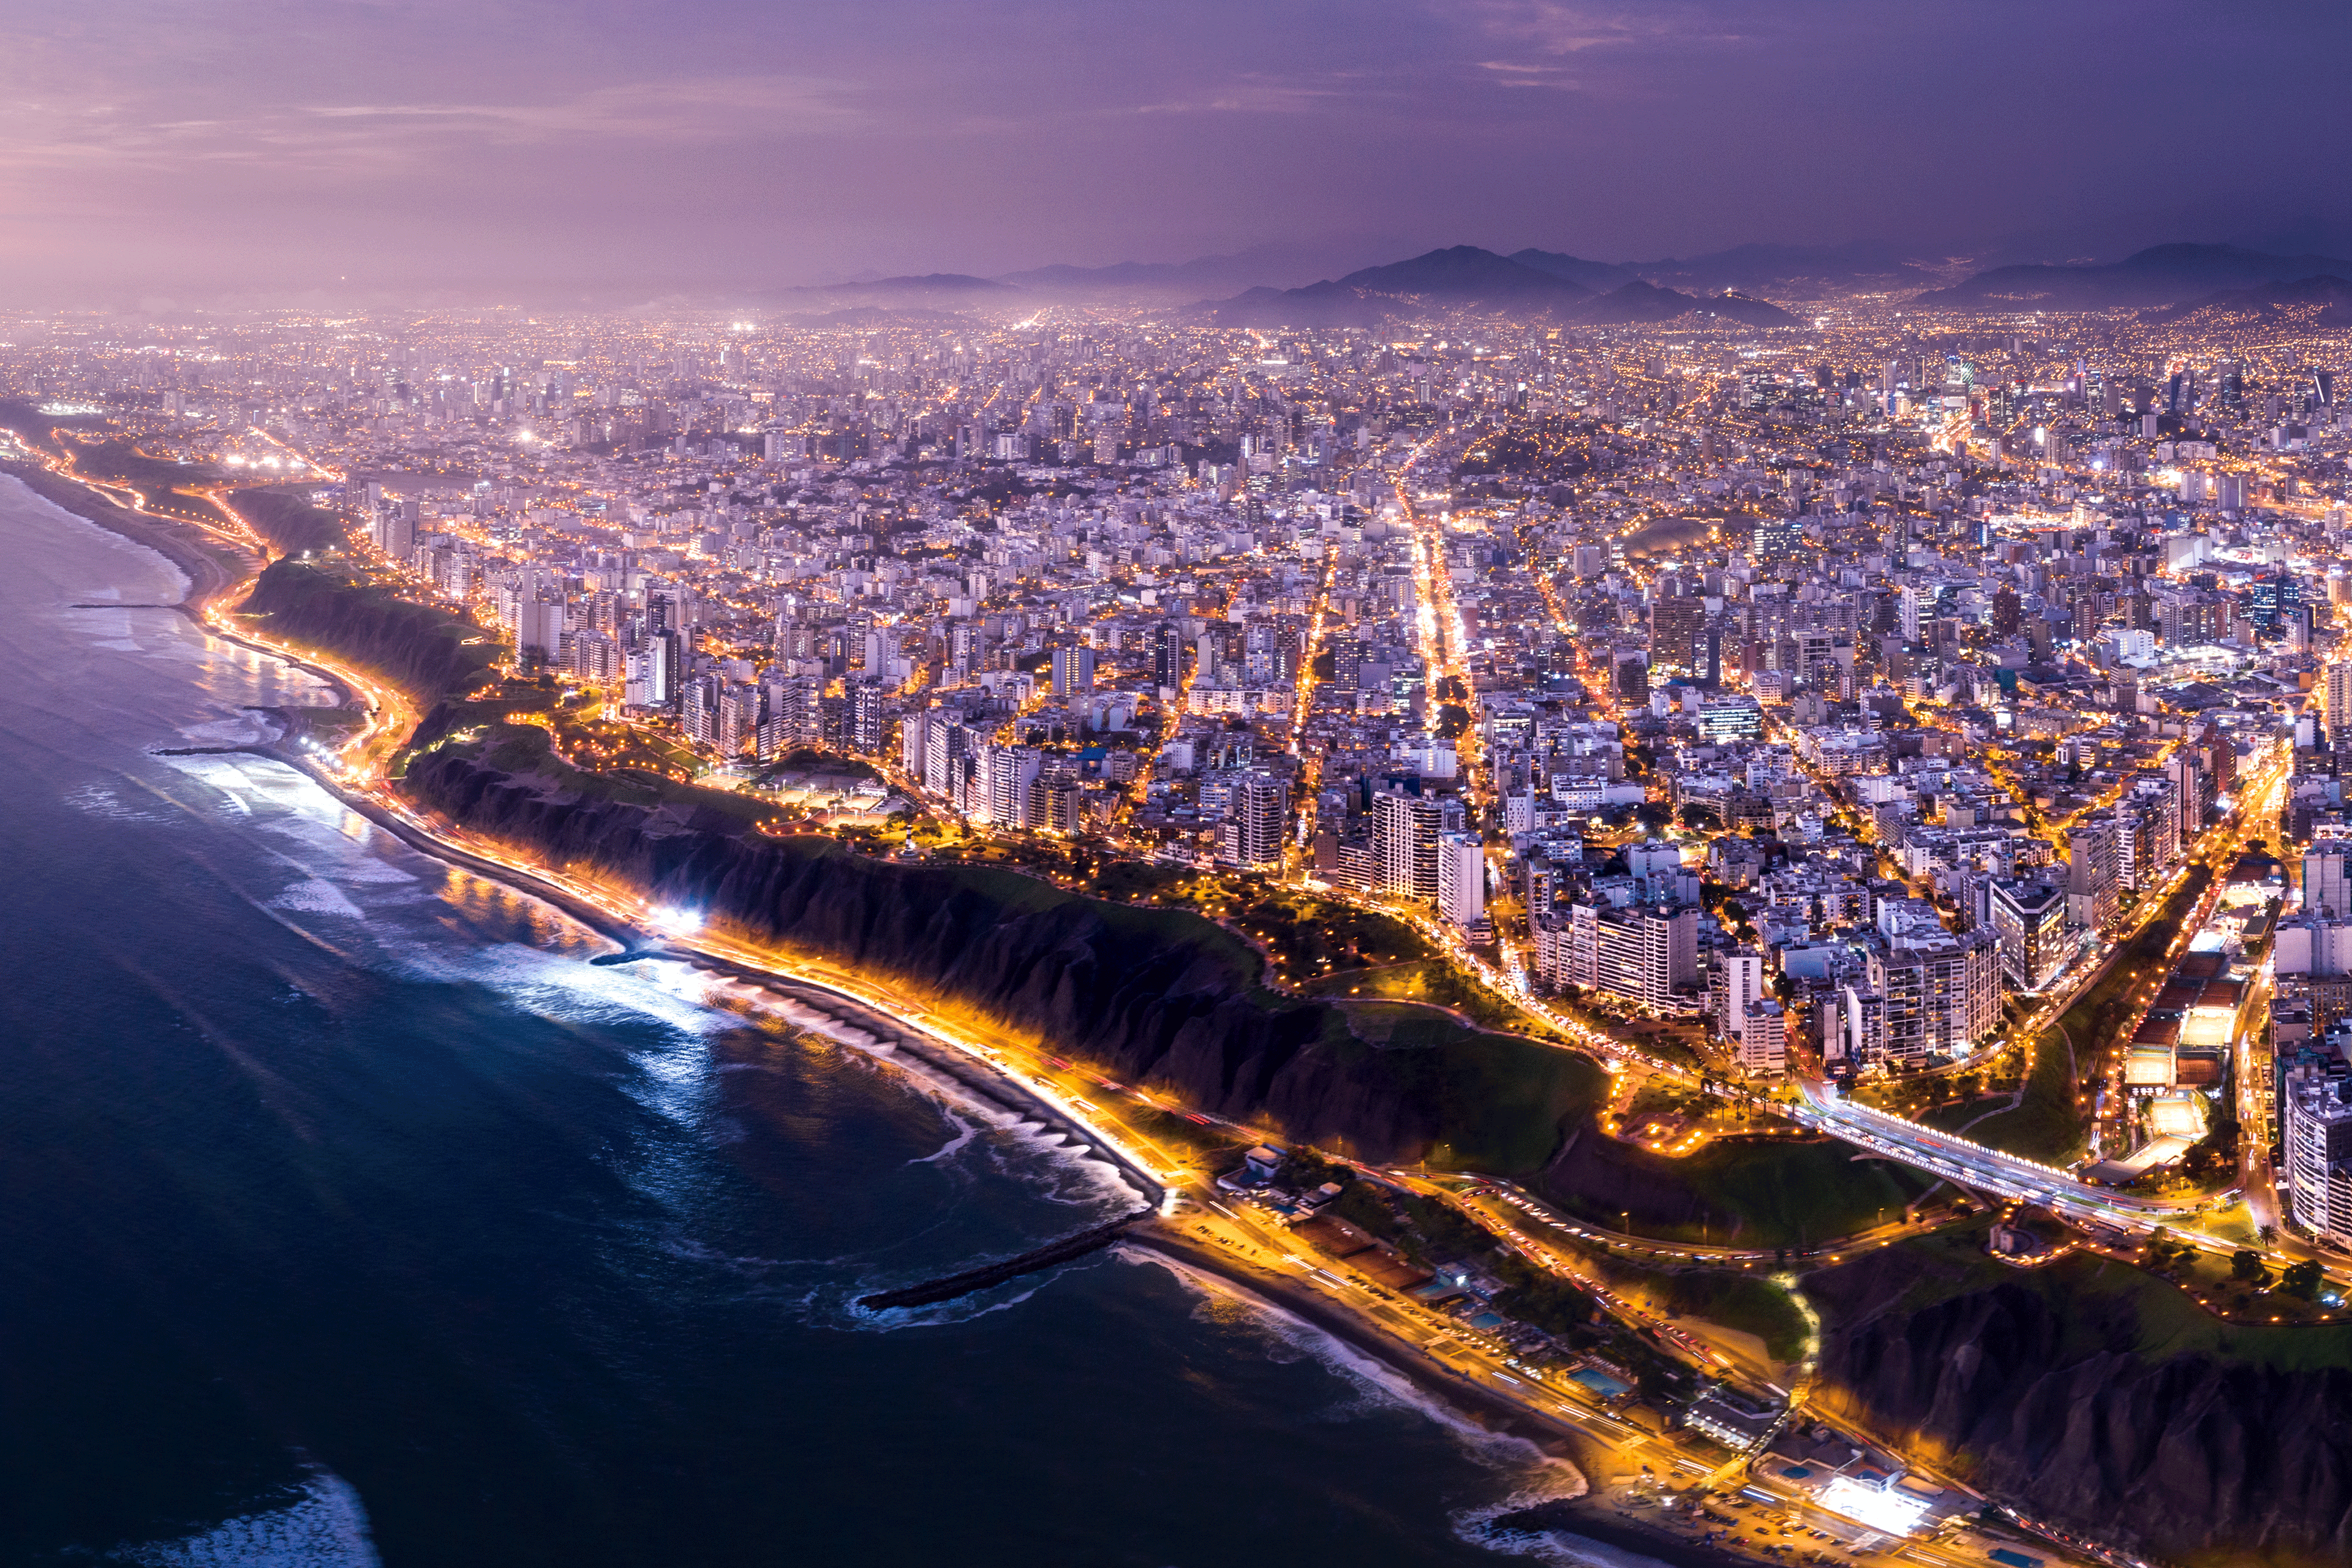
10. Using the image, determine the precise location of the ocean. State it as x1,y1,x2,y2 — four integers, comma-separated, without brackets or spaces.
0,475,1616,1566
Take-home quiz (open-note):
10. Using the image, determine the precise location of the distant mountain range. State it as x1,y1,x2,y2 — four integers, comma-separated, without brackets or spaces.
978,239,1946,305
1910,243,2352,311
1193,246,1797,328
1576,279,1796,328
1512,241,1939,297
756,239,2352,322
992,242,1357,300
2145,273,2352,326
845,273,1013,293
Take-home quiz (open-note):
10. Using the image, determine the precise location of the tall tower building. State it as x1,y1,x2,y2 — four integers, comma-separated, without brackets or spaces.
1151,620,1182,695
1989,878,2070,990
2306,840,2352,918
982,745,1041,829
1648,595,1706,676
2066,820,2122,934
2285,1076,2352,1248
850,679,887,753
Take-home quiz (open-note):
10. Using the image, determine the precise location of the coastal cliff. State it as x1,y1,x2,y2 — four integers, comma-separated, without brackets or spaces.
241,561,498,703
1809,1238,2352,1566
399,747,1592,1163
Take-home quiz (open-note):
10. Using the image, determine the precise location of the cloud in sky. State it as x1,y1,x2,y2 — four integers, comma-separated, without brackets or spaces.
0,0,2345,301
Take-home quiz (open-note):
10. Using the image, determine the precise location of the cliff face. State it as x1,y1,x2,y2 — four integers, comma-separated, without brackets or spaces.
241,562,496,703
401,750,1469,1161
232,489,350,557
1811,1248,2352,1565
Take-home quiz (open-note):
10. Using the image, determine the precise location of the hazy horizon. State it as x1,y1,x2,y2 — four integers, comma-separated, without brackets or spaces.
6,1,2352,307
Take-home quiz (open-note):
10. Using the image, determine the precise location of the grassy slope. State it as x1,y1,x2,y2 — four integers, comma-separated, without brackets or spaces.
1833,1219,2352,1371
1540,1121,1931,1250
66,439,221,524
1415,1035,1609,1174
1651,1268,1811,1362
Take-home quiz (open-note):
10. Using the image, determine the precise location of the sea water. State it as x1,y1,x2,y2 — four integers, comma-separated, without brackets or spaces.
0,475,1588,1566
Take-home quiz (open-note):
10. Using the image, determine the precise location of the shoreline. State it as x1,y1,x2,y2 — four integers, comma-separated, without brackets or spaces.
255,737,1177,1208
4,435,1172,1207
2,461,374,712
1122,1231,1764,1568
1,459,257,619
31,453,1602,1498
4,459,1868,1568
1121,1225,1597,1467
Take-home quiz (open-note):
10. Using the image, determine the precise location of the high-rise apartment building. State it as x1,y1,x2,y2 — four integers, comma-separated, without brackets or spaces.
1437,831,1486,929
1713,950,1768,1041
2285,1076,2352,1249
1151,620,1182,694
1648,594,1706,676
1218,774,1289,870
1558,902,1698,1011
1050,644,1096,699
850,678,888,753
1372,791,1450,900
2067,820,2121,933
2307,839,2352,918
1737,998,1787,1077
1989,878,2069,991
980,745,1041,829
1866,928,2001,1065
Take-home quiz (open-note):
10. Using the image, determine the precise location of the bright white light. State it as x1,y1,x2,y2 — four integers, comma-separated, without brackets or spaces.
225,454,247,466
651,906,704,935
1814,1476,1932,1536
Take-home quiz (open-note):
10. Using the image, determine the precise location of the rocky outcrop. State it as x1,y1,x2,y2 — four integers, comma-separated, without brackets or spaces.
1809,1248,2352,1564
400,750,1488,1163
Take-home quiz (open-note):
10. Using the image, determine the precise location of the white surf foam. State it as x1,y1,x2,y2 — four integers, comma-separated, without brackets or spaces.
707,978,1150,1216
1452,1511,1683,1568
911,1106,983,1165
63,782,173,823
1121,1246,1588,1496
118,1464,380,1567
394,945,737,1041
270,878,368,919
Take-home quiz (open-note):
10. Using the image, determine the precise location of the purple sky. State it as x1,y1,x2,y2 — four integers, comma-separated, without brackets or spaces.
6,1,2348,303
